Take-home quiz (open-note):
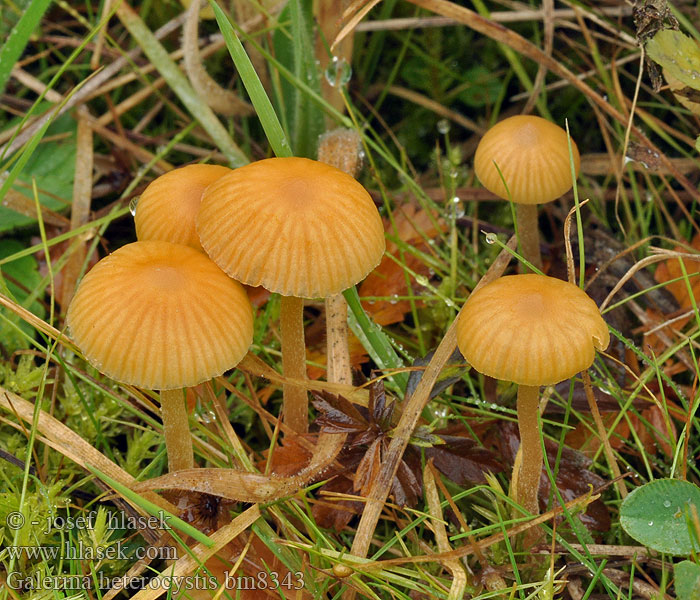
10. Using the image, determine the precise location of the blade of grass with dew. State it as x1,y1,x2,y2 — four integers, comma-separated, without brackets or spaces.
565,120,586,288
344,286,408,392
114,1,247,167
210,0,292,158
0,0,53,97
272,0,324,158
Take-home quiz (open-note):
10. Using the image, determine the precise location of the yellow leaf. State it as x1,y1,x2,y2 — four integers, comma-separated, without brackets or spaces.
647,29,700,90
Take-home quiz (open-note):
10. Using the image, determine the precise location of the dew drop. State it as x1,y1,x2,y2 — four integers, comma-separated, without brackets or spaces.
648,520,654,526
485,232,497,244
437,119,450,135
194,398,216,424
129,197,139,217
325,56,352,87
663,500,672,508
415,274,429,287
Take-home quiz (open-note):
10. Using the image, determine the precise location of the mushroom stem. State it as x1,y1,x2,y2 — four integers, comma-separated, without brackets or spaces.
515,384,542,516
160,388,194,472
515,204,543,271
280,295,308,433
326,294,352,385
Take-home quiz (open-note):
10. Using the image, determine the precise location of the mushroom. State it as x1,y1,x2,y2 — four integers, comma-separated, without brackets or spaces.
66,240,254,472
134,164,232,251
474,115,580,270
196,156,385,433
456,274,608,518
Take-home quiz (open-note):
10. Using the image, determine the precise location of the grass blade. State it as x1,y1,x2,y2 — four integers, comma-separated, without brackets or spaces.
210,0,292,158
0,0,53,97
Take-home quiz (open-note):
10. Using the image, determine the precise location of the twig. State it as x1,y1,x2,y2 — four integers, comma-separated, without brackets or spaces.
348,235,517,564
354,7,633,31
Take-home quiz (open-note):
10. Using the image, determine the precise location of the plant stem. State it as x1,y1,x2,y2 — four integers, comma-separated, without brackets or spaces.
516,203,542,271
280,295,308,433
326,294,352,385
515,384,542,516
582,371,627,498
160,388,194,472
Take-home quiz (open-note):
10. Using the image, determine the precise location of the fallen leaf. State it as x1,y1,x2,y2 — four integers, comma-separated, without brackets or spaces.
425,428,504,485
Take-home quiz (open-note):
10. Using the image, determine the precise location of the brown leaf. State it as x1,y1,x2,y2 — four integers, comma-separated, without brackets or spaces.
260,437,313,477
311,391,369,433
392,448,422,507
425,429,504,485
354,437,382,497
654,232,700,309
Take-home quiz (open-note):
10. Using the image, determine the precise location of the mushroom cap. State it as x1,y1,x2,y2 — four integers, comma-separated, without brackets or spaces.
66,240,254,390
196,157,386,298
135,164,232,251
474,115,581,205
457,274,609,386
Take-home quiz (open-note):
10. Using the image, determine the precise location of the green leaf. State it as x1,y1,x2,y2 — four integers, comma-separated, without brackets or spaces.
458,66,501,108
0,239,45,352
675,561,700,600
646,29,700,91
620,478,700,555
1,110,75,232
0,0,53,97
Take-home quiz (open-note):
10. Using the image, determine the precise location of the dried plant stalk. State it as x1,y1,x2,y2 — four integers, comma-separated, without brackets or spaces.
348,235,518,569
318,128,364,386
61,113,94,309
424,461,467,599
182,0,254,116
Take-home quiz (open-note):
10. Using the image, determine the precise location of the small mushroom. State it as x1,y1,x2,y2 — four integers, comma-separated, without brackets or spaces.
474,115,580,270
197,156,385,433
134,164,231,251
456,274,608,519
66,240,254,472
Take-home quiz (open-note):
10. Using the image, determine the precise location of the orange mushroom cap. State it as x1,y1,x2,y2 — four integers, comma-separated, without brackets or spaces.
474,115,581,206
135,164,232,251
66,241,254,390
457,274,609,386
196,157,386,298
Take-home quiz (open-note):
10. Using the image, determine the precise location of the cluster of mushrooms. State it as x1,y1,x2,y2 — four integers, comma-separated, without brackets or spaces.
66,116,610,537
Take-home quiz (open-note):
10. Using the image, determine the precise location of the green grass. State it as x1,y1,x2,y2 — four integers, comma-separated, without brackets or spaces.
1,1,699,599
